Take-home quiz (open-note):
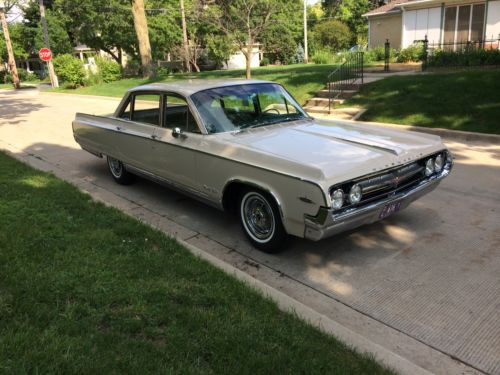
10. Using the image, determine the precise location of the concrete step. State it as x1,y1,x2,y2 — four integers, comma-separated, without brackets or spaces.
303,105,331,114
327,82,362,90
316,89,358,99
304,98,345,109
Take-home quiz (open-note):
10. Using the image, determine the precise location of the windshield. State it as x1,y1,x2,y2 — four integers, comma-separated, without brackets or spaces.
190,83,309,134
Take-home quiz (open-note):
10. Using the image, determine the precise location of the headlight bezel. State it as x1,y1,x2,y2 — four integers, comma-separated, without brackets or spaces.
348,184,362,204
434,154,444,172
425,158,435,176
330,188,344,210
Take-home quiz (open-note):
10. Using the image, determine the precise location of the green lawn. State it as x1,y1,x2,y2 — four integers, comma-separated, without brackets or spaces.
0,151,394,374
342,70,500,135
51,64,338,105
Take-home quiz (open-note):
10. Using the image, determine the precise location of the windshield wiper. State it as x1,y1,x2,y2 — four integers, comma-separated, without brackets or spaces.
245,116,305,129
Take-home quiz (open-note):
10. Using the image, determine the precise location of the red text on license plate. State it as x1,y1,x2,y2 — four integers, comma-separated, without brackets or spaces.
379,201,402,219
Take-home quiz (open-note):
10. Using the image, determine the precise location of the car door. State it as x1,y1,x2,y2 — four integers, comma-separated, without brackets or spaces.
149,93,205,196
113,92,161,171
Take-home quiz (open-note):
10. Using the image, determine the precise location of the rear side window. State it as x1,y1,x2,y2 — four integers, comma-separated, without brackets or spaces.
130,94,161,126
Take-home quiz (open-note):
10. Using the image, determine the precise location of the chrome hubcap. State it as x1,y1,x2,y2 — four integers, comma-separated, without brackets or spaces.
108,157,122,178
242,193,275,241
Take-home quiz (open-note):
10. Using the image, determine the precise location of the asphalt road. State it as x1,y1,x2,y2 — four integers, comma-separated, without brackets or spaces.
1,89,499,374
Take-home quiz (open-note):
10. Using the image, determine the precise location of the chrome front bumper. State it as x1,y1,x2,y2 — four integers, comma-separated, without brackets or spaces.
304,167,451,241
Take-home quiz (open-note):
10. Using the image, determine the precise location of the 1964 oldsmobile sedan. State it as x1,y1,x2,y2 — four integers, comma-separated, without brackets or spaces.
72,79,452,252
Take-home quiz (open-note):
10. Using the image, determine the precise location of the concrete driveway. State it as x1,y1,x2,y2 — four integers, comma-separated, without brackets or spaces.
1,89,499,374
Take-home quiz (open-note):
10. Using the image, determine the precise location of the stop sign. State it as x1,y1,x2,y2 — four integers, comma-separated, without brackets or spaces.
39,48,52,62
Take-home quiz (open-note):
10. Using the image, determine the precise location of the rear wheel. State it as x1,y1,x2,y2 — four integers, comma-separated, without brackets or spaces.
106,156,134,185
239,190,288,253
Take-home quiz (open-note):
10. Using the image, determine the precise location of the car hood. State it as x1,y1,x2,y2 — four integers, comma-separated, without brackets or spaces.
219,118,445,188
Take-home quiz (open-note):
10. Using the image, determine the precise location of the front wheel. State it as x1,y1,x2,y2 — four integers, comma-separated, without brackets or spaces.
106,156,134,185
239,190,289,253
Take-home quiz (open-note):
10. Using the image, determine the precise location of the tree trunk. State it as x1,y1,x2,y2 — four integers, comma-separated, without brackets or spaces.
131,0,153,77
245,36,253,79
179,0,191,73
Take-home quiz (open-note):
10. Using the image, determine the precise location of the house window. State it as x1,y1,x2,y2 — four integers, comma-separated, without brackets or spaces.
443,4,485,46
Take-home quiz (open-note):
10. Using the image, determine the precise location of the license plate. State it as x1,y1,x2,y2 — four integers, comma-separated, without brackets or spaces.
379,201,402,220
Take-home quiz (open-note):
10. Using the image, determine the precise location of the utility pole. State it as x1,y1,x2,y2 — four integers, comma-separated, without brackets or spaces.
303,0,308,64
0,5,20,89
180,0,191,72
38,0,58,87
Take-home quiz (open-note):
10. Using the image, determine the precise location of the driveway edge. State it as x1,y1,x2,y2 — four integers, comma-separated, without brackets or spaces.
353,119,500,144
0,143,432,375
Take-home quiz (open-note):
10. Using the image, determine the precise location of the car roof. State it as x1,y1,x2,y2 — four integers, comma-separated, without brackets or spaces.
129,78,274,97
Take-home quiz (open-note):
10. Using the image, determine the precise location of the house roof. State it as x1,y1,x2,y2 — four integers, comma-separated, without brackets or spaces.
363,0,414,17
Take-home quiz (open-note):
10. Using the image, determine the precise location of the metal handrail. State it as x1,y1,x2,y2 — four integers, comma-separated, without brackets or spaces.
327,52,364,114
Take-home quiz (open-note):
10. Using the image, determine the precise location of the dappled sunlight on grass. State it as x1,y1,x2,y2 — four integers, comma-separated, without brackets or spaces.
345,70,500,134
18,175,52,188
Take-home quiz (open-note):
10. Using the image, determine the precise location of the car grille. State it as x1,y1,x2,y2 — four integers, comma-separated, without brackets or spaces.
330,151,448,213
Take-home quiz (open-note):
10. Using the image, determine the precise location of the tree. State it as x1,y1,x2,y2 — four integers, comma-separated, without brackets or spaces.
206,34,236,69
131,0,153,77
312,19,351,52
54,0,137,65
335,0,372,44
201,0,282,79
261,23,296,64
21,2,72,56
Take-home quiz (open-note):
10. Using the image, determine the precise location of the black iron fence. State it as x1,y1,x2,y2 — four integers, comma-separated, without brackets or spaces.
327,52,364,114
418,35,500,70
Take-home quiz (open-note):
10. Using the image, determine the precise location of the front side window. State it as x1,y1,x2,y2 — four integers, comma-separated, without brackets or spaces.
190,83,308,134
163,94,200,133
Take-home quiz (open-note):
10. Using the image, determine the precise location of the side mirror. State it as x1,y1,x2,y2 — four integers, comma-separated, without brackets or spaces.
172,127,184,138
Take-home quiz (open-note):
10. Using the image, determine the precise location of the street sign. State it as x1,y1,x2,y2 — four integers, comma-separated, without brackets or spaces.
38,48,52,62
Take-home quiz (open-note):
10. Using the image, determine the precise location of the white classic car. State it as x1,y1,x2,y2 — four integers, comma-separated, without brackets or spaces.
72,79,452,252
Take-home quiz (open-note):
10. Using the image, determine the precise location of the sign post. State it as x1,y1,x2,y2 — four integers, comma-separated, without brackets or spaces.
38,0,58,88
38,47,58,88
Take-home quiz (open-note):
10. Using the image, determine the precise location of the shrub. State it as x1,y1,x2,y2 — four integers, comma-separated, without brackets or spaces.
396,43,425,63
313,20,352,52
312,50,332,64
95,57,122,83
260,57,270,66
294,43,305,64
2,68,38,83
17,68,38,82
428,48,500,67
53,54,85,88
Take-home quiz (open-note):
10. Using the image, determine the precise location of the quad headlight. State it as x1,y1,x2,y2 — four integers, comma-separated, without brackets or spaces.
425,158,435,176
349,184,362,204
331,189,344,210
434,154,444,172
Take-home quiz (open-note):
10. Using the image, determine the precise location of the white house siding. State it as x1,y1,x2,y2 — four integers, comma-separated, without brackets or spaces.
223,47,260,70
402,7,442,47
486,0,500,39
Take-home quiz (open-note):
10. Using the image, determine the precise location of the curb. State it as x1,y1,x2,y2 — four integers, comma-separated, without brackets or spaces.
0,142,432,375
180,240,432,375
38,90,123,101
350,118,500,144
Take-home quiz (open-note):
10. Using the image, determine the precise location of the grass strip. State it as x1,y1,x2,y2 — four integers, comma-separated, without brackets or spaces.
0,151,394,374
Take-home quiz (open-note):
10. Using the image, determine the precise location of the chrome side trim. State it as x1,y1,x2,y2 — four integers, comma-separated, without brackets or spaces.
75,116,328,206
125,164,223,210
